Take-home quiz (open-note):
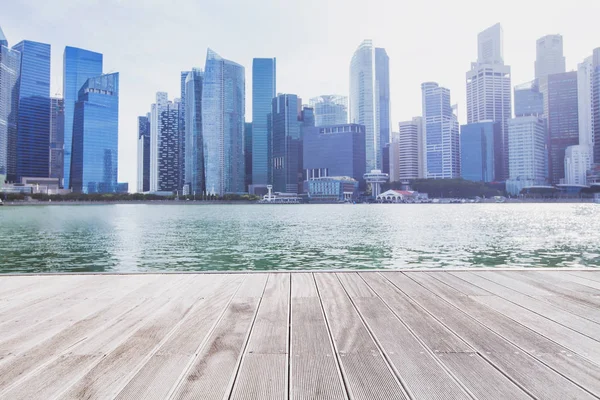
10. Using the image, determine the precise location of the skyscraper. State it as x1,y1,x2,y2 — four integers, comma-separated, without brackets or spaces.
157,100,180,192
150,92,169,192
244,122,252,191
251,58,276,187
184,69,204,194
466,23,511,181
71,73,119,193
594,54,600,165
535,35,566,80
375,48,391,151
0,28,20,183
309,95,348,126
350,40,383,171
179,71,190,193
49,97,64,183
397,119,422,181
506,116,547,195
63,46,103,188
12,40,51,181
460,121,499,182
422,82,460,179
203,49,245,196
137,114,150,193
514,80,544,117
271,94,302,193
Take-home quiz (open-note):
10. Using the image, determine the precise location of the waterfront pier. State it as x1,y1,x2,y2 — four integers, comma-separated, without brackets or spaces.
0,269,598,399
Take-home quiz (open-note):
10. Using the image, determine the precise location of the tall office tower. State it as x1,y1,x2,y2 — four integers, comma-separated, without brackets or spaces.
12,40,51,181
514,80,544,117
270,94,302,193
397,120,421,181
157,100,180,192
460,121,499,182
506,116,547,195
303,124,366,188
150,92,169,192
71,73,119,193
309,95,348,126
203,49,245,196
543,71,579,184
350,40,389,171
535,35,566,80
387,142,400,182
421,82,460,179
466,23,511,181
594,53,600,165
564,146,592,185
251,58,276,187
184,69,204,194
179,71,190,193
244,122,252,191
375,48,391,152
49,97,64,184
137,114,150,193
0,28,20,183
63,47,103,188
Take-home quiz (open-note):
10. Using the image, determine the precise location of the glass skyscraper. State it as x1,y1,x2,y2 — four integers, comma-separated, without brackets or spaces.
271,94,302,193
71,73,119,193
421,82,460,179
460,121,499,182
179,71,190,192
514,80,544,117
0,29,20,183
375,48,391,151
137,114,150,193
251,58,276,186
158,100,180,192
244,122,252,191
63,46,103,188
184,69,204,194
203,49,245,196
309,95,348,126
49,97,65,183
535,35,566,80
12,40,51,181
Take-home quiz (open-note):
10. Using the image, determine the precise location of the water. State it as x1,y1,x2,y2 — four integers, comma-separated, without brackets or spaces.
0,203,598,273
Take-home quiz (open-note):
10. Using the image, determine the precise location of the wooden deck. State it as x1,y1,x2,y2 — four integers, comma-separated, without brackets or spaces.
0,270,599,399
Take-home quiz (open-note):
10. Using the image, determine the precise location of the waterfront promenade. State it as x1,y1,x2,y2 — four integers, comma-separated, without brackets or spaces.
0,270,599,399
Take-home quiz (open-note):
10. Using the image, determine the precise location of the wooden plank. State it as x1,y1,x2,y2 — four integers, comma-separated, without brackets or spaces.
338,273,471,399
417,272,600,395
170,274,268,400
567,271,600,283
0,275,183,396
383,272,596,400
230,273,290,400
289,274,346,400
556,272,600,290
517,271,600,295
363,273,532,399
315,273,408,400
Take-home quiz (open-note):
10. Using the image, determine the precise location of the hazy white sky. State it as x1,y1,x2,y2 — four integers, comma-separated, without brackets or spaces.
3,0,600,188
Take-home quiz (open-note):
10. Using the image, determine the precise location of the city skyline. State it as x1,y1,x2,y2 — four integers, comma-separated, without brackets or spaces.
2,0,600,188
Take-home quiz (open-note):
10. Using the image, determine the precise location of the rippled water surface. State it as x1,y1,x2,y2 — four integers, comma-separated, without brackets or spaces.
0,203,599,273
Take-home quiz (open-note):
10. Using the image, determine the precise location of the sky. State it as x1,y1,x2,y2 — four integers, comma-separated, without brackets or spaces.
3,0,600,189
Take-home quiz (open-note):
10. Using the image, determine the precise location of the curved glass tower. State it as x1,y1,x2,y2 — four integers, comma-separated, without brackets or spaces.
0,34,20,183
184,69,204,194
203,49,245,196
251,58,276,186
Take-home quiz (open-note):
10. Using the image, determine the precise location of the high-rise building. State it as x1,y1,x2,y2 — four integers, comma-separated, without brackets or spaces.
309,95,348,126
184,69,204,194
564,145,592,186
12,40,51,181
303,124,366,188
63,46,103,188
535,35,566,80
137,114,150,193
594,54,600,165
179,71,190,193
466,23,511,181
244,122,252,191
387,142,400,182
150,92,169,192
506,116,547,195
203,49,245,196
71,73,119,193
375,48,391,153
49,97,64,184
157,100,180,193
350,40,388,171
398,118,423,180
544,71,579,184
0,29,20,183
251,58,276,187
421,82,460,179
514,80,544,117
460,121,499,182
270,94,302,193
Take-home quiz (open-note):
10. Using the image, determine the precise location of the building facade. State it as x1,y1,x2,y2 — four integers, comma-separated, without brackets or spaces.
307,177,358,202
13,40,51,181
535,35,566,80
514,80,544,117
460,121,499,182
62,46,103,188
506,116,547,195
375,48,391,153
184,69,204,194
244,122,252,191
137,114,150,192
179,71,190,192
49,97,64,183
203,49,245,196
466,23,511,181
157,100,180,192
251,58,276,187
564,145,592,185
0,30,20,183
309,95,348,126
71,73,119,193
150,92,169,192
398,118,422,181
421,82,460,179
271,94,302,193
303,123,366,189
